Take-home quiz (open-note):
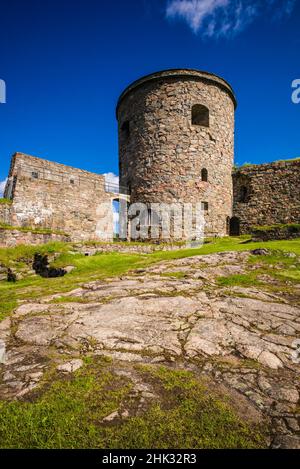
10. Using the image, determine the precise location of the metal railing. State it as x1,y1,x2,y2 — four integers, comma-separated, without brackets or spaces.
14,164,104,188
9,162,131,196
105,182,130,195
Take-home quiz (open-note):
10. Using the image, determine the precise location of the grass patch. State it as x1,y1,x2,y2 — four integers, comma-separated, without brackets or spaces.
0,250,149,320
149,237,300,261
276,157,300,163
251,224,300,242
278,270,300,281
0,223,69,237
80,239,186,248
0,237,299,321
48,296,93,304
0,241,70,266
248,250,299,268
217,249,300,290
160,271,187,279
0,361,266,449
252,223,300,232
0,295,17,321
0,198,12,205
0,358,130,449
217,272,262,288
249,250,300,285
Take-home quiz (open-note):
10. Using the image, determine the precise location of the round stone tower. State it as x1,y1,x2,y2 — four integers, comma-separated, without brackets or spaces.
116,69,237,238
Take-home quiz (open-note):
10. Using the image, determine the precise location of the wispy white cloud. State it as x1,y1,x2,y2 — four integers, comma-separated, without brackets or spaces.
166,0,229,34
104,172,119,186
166,0,297,37
0,179,7,197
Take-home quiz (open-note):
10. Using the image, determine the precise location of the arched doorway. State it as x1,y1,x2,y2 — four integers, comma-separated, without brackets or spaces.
226,216,230,235
230,217,240,236
112,196,131,241
112,199,120,239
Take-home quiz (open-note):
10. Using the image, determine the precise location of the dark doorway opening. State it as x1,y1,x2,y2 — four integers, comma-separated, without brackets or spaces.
230,217,240,236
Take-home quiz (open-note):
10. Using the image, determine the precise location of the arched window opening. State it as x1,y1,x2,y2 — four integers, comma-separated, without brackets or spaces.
201,168,208,182
121,120,130,139
192,104,209,127
239,186,248,203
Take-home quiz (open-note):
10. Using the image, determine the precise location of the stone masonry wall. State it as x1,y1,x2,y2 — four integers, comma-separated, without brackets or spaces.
3,153,114,242
233,160,300,234
0,203,12,225
117,69,236,238
0,229,70,248
251,224,300,242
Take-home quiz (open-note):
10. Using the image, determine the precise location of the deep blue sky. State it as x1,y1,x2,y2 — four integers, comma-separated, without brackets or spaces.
0,0,299,184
